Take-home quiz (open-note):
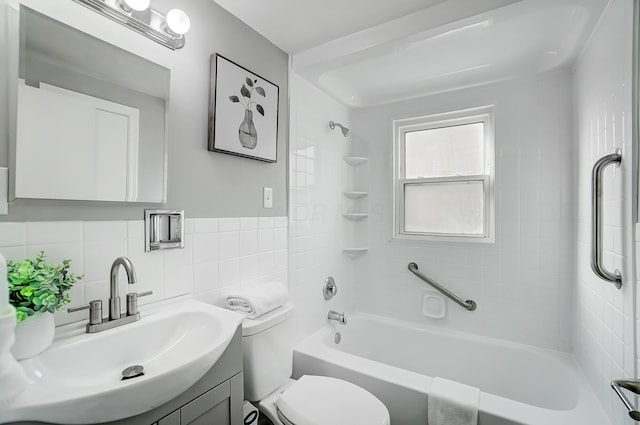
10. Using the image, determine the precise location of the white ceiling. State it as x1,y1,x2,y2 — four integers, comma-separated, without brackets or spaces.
213,0,608,107
212,0,447,54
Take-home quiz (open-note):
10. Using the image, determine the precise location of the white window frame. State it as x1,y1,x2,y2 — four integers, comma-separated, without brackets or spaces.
393,106,495,243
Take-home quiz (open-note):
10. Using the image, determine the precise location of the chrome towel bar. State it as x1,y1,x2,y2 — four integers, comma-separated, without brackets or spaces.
591,148,622,289
612,379,640,420
408,262,477,311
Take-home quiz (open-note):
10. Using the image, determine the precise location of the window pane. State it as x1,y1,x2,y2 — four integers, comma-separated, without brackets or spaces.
405,122,484,178
404,180,484,235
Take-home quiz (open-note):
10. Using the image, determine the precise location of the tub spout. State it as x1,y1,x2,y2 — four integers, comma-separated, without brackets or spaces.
328,310,347,325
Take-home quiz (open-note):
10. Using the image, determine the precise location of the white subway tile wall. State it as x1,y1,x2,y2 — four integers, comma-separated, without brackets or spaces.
288,75,354,344
574,1,635,424
352,69,574,352
0,217,288,327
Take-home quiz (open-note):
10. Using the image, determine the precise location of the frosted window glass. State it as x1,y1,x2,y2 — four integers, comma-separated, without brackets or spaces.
404,181,484,235
405,122,484,178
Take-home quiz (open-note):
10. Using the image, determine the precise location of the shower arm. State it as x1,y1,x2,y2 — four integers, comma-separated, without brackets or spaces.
329,121,350,137
590,149,622,289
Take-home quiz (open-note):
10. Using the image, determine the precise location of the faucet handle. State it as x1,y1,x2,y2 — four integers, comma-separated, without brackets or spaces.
68,300,103,325
126,291,153,316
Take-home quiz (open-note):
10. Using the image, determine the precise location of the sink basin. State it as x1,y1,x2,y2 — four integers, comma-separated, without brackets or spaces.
0,299,243,424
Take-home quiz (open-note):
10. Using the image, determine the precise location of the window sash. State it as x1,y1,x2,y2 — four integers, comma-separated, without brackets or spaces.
393,106,495,243
404,122,485,179
397,113,493,180
398,175,490,238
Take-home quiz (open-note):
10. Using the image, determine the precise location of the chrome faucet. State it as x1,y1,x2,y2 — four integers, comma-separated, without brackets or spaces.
109,256,137,320
328,310,347,325
68,256,152,333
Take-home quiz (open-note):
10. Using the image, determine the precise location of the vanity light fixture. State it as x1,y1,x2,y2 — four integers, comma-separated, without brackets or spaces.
117,0,150,13
72,0,190,50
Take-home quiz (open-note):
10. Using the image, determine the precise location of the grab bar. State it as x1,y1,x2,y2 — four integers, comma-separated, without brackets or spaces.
612,379,640,420
591,148,622,289
407,262,477,311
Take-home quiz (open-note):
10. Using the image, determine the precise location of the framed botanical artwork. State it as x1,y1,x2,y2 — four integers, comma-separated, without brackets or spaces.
208,54,279,162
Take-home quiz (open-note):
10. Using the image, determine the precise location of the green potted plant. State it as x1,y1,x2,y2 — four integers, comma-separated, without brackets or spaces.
7,251,82,359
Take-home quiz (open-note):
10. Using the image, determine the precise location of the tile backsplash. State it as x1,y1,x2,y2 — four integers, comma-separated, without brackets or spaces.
0,217,288,326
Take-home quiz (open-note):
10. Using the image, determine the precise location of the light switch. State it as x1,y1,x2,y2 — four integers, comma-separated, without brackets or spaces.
263,187,273,208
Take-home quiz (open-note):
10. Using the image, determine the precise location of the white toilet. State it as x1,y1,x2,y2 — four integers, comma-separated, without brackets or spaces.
242,302,390,425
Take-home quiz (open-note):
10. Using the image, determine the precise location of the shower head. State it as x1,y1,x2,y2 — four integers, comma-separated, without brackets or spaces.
329,121,351,137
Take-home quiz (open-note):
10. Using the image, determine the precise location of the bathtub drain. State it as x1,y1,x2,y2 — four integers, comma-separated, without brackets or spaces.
334,332,341,344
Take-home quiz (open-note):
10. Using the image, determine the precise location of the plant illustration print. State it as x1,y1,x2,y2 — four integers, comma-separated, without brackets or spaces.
229,77,266,149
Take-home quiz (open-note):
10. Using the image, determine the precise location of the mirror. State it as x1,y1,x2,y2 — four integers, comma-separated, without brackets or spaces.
13,6,169,203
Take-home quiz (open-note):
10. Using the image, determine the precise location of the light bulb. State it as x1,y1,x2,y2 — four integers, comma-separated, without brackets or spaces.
166,9,191,35
118,0,150,12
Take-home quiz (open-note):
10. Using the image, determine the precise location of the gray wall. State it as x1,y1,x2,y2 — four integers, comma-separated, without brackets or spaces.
0,0,288,221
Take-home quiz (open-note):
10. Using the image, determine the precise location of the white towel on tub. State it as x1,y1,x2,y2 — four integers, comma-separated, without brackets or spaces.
428,377,480,425
225,281,288,319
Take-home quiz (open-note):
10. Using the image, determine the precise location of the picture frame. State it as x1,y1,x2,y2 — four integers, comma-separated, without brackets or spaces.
208,54,279,162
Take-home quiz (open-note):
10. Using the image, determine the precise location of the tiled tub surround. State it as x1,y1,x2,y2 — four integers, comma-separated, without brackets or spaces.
573,0,635,424
288,75,355,344
351,69,575,352
0,217,288,326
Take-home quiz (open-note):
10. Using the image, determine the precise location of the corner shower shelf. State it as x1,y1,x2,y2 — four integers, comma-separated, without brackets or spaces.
342,155,369,256
343,213,369,220
343,191,369,199
343,156,369,166
342,248,369,257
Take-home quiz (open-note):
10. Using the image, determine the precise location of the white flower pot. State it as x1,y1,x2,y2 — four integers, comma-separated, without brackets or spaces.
11,311,55,360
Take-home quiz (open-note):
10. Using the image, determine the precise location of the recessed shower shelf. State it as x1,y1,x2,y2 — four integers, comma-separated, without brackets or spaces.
343,191,369,199
343,156,369,166
342,248,368,257
343,213,369,220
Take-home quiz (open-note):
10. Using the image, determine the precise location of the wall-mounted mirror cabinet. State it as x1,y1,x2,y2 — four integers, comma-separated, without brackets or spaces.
9,5,169,203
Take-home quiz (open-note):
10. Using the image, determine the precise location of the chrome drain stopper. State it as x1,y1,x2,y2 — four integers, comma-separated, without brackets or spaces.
121,365,145,380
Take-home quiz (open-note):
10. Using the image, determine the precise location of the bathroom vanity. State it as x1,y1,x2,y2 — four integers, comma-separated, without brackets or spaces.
4,327,244,425
126,328,243,425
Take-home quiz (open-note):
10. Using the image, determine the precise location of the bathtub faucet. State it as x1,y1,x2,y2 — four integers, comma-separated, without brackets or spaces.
328,310,347,325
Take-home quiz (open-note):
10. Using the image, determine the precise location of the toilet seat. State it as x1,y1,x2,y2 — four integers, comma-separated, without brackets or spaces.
276,375,390,425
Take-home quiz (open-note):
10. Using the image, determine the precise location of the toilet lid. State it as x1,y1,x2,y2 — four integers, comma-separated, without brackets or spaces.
276,375,390,425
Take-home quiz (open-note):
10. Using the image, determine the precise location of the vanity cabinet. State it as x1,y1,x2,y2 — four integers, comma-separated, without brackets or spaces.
156,377,237,425
7,327,243,425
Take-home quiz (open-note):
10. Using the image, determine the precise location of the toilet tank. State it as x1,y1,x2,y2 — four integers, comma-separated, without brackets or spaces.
242,302,295,401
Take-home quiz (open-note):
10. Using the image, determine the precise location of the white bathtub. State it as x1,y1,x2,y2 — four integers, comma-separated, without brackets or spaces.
293,312,610,425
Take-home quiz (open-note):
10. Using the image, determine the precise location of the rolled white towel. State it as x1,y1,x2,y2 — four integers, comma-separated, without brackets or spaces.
225,281,288,319
428,377,479,425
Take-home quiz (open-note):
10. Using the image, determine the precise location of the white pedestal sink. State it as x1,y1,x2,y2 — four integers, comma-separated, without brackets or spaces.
0,298,244,424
